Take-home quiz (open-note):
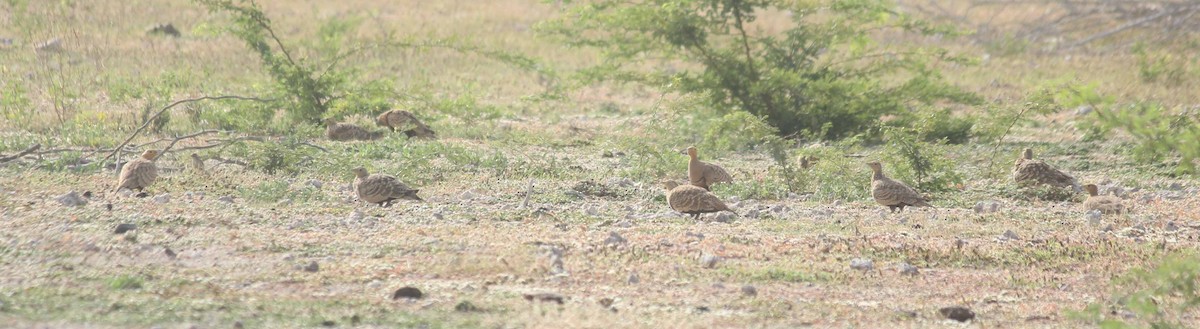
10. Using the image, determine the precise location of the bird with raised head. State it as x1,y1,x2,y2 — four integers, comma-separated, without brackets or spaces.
1083,184,1125,214
1013,148,1077,189
867,161,931,212
686,146,733,191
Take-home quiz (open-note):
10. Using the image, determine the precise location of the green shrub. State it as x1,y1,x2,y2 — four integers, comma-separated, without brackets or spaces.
886,107,975,144
108,275,144,290
1074,255,1200,328
880,127,964,193
539,0,980,139
1089,102,1200,175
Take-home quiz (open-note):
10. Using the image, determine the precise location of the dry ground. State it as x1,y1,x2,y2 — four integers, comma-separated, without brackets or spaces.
2,0,1200,328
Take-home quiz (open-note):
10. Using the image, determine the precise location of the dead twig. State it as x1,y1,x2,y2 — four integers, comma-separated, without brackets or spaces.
101,95,272,166
155,130,223,161
0,144,41,163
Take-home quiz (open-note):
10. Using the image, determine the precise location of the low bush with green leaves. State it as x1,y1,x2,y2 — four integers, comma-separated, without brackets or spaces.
1074,255,1200,328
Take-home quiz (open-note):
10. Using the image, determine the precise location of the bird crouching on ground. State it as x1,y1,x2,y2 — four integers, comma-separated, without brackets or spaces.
116,149,160,196
325,118,384,141
1013,148,1077,190
352,167,422,207
663,180,732,220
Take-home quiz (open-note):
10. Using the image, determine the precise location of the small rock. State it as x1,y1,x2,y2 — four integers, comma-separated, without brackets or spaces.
302,261,319,272
392,286,423,300
585,206,600,217
598,297,615,308
281,254,295,261
694,306,711,313
218,195,235,203
745,208,760,219
153,193,170,204
939,306,975,322
627,271,640,284
713,212,736,223
1074,105,1093,116
1169,182,1184,191
741,285,757,297
955,239,967,249
523,292,565,304
307,179,324,189
55,191,87,207
234,321,244,329
699,253,721,269
459,190,478,200
276,198,292,206
899,262,919,276
347,209,365,221
454,300,480,312
604,231,627,247
1166,221,1179,232
602,150,614,158
1002,230,1020,240
850,258,873,271
613,220,633,228
563,190,584,199
164,247,177,259
114,223,137,234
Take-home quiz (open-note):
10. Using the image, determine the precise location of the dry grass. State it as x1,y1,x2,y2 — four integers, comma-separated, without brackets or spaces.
2,0,1200,328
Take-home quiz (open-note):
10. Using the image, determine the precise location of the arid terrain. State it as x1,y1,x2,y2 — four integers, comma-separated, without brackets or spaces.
2,0,1200,328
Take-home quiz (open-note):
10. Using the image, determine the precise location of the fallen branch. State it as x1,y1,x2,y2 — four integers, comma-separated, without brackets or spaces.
0,144,41,163
155,130,223,161
101,95,272,166
1061,7,1177,50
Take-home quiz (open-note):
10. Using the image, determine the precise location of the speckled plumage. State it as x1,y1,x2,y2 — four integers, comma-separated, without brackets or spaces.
376,110,437,139
325,119,383,141
189,153,207,176
663,181,730,220
687,146,733,191
867,162,931,212
1083,184,1125,214
352,167,421,207
1013,148,1076,189
116,150,159,192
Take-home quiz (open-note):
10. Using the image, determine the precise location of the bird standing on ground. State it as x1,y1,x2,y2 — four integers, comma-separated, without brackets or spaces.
1083,184,1125,214
325,118,383,141
1013,148,1076,189
189,153,207,176
663,180,730,220
867,161,931,212
686,146,733,191
116,149,160,194
352,167,422,207
376,110,438,139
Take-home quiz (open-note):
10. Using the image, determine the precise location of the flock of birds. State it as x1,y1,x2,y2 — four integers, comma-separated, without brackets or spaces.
110,109,1125,218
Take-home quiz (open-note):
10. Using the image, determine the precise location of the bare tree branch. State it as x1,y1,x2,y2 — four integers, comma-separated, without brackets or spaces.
0,144,41,163
101,95,272,166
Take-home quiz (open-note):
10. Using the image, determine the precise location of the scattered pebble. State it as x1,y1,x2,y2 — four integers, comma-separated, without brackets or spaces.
276,198,292,206
741,285,757,297
1074,105,1093,116
713,212,736,223
392,286,423,300
218,195,235,203
302,261,319,272
1085,210,1102,226
1169,182,1184,191
54,191,87,207
523,292,565,304
627,271,640,284
459,190,478,200
899,262,919,276
164,247,176,259
939,306,975,322
850,258,873,271
114,223,137,234
1002,230,1020,241
598,297,615,308
153,193,170,204
604,231,627,247
699,253,721,269
1166,221,1179,232
146,23,181,37
307,179,323,189
745,208,760,219
347,209,364,221
973,200,1001,214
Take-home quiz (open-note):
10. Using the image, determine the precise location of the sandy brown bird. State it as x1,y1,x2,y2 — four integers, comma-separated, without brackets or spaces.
1083,184,1125,214
686,146,733,191
867,161,931,212
189,153,208,176
663,180,730,220
325,118,384,141
1013,148,1076,189
352,167,422,207
376,110,438,139
116,149,160,193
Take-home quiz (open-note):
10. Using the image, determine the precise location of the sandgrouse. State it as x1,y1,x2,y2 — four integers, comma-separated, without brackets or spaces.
1013,148,1076,189
116,149,160,194
1083,184,1125,214
189,153,208,176
376,110,437,139
867,161,931,212
663,180,731,220
352,167,422,207
686,146,733,191
325,118,383,141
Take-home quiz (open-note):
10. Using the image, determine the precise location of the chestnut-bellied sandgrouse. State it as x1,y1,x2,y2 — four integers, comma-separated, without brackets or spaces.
116,149,160,193
1013,148,1076,189
867,161,931,212
376,110,437,139
686,146,733,191
1083,184,1125,214
663,180,730,220
352,167,422,207
325,118,383,141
